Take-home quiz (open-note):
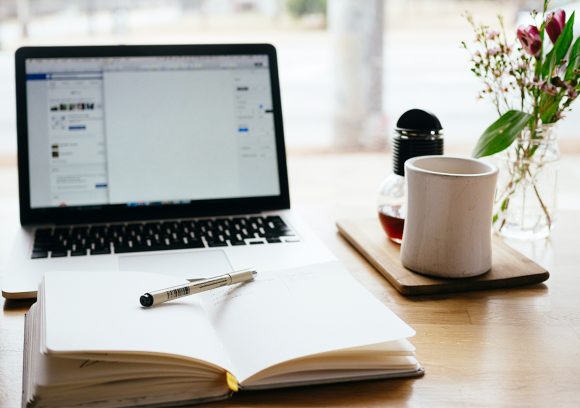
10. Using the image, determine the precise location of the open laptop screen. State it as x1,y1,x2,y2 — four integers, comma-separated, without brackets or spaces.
16,45,289,225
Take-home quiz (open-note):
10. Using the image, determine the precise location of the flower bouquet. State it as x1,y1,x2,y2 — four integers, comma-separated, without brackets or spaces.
463,0,579,239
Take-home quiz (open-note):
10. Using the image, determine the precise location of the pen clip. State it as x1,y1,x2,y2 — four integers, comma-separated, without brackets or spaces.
186,268,255,283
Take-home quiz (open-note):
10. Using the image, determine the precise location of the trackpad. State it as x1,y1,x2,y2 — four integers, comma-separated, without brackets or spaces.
118,250,233,280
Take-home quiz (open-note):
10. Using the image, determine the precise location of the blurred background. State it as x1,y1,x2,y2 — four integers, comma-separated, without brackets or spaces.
0,0,578,162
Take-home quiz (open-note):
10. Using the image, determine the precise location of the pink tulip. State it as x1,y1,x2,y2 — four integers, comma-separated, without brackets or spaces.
545,9,566,44
517,25,542,57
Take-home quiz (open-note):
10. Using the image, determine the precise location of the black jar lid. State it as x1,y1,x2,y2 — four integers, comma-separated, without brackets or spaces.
393,109,444,176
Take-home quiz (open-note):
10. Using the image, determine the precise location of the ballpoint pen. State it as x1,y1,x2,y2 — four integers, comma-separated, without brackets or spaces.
139,268,257,307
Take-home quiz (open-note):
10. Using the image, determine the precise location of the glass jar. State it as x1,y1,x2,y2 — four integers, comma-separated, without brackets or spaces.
378,173,406,244
377,109,444,244
493,125,560,240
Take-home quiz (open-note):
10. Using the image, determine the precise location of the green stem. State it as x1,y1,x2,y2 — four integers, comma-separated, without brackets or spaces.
527,168,553,228
495,128,554,233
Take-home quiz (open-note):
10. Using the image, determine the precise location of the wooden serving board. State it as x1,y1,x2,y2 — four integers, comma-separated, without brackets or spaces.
336,218,549,296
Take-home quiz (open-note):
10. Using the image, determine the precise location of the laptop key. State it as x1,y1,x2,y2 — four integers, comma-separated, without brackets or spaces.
267,237,282,243
207,241,228,247
31,250,48,259
164,242,189,251
90,247,111,255
71,249,87,256
115,245,145,254
32,243,50,251
51,250,68,257
48,242,67,251
183,239,204,249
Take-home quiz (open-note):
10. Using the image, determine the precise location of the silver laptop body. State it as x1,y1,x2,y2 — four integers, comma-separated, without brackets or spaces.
3,44,335,299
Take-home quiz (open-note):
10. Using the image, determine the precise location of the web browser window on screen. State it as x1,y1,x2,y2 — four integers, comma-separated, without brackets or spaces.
24,55,281,209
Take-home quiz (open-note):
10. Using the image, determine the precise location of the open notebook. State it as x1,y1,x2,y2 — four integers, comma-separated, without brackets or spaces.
22,261,423,407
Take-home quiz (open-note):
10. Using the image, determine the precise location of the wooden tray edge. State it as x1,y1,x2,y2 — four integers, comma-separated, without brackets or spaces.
336,219,550,297
336,220,405,293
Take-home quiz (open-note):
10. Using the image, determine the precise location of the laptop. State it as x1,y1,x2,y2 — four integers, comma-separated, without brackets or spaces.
2,44,335,299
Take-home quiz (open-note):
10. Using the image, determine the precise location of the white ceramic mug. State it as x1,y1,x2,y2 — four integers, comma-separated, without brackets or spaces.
400,156,498,278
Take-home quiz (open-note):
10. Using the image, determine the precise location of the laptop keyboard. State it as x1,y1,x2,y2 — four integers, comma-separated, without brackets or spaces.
31,215,299,259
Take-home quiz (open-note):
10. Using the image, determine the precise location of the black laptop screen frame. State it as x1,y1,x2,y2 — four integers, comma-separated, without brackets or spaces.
15,44,290,226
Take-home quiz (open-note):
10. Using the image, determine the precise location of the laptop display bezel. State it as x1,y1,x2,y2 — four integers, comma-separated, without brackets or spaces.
15,44,290,226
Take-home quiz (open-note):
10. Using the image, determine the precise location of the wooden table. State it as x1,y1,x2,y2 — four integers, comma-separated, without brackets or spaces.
2,153,580,407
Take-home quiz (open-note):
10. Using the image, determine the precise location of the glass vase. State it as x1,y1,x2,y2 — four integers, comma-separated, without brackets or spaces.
493,125,560,240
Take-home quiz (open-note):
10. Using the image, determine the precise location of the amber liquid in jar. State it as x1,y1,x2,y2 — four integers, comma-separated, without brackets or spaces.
378,206,405,244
